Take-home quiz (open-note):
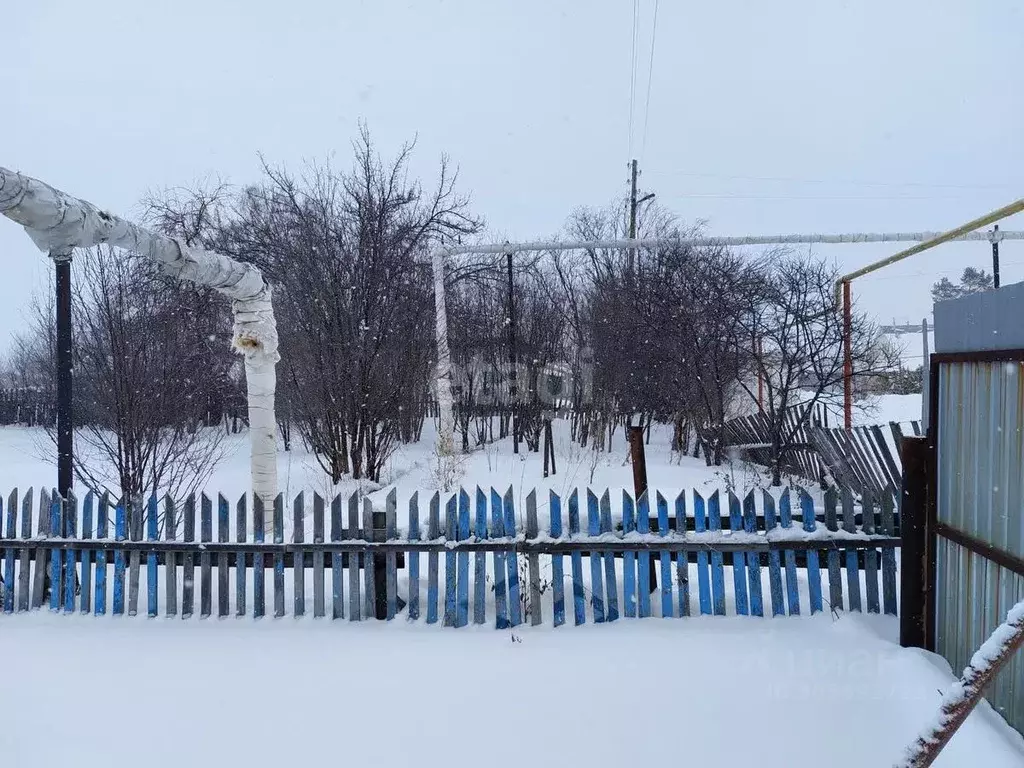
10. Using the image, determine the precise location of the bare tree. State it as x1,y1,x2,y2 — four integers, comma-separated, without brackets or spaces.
736,253,897,485
222,127,483,483
17,247,229,513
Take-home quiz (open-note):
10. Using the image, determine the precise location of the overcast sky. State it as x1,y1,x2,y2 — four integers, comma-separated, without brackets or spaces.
4,0,1023,360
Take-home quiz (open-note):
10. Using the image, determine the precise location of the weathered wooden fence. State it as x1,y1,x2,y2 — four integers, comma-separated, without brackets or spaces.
714,402,830,482
0,485,899,627
809,421,922,499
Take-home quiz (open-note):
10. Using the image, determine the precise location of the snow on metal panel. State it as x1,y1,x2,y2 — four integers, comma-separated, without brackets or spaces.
934,280,1024,353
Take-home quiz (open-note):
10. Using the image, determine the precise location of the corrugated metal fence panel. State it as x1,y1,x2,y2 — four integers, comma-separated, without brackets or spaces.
937,361,1024,559
935,536,1024,733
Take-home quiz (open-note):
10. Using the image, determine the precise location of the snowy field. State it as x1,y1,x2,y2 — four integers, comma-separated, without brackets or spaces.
2,613,1022,767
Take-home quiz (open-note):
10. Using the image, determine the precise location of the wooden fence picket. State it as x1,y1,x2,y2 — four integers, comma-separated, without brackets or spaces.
673,492,689,618
362,497,375,620
456,489,470,627
81,491,93,615
94,492,107,616
348,493,361,622
253,495,265,619
568,490,585,626
147,495,159,618
425,492,439,625
599,490,618,622
622,490,637,618
489,488,507,629
525,490,542,626
63,493,78,613
657,492,674,618
503,488,522,627
17,489,31,612
692,491,711,615
473,488,487,625
313,493,325,619
762,491,784,617
386,489,398,621
824,488,843,611
880,487,898,616
293,493,305,618
48,492,62,612
637,492,651,619
2,490,14,614
801,491,823,614
407,492,420,621
861,489,880,614
32,488,48,610
778,490,800,615
165,497,177,618
728,493,749,616
707,491,726,616
218,494,230,618
586,490,605,623
199,494,213,619
273,494,285,619
549,490,565,628
112,500,126,616
127,496,142,617
443,494,457,628
841,487,862,612
743,491,764,617
331,494,344,620
236,495,247,618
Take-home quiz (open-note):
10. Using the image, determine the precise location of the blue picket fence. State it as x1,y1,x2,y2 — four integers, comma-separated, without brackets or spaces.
0,485,900,626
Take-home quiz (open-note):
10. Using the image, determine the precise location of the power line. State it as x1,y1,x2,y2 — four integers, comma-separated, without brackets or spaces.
627,0,640,158
640,0,660,162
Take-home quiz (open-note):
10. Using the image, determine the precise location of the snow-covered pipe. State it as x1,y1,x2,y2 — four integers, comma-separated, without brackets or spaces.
898,599,1024,767
429,227,1024,456
431,248,455,455
0,167,279,506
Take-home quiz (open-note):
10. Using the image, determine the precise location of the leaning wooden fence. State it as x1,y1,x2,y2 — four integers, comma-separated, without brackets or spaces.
809,420,922,500
0,485,899,627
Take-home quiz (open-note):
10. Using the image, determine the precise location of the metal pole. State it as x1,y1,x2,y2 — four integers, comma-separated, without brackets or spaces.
628,159,638,274
990,224,1001,289
506,252,519,454
920,318,930,430
52,248,74,499
842,280,853,430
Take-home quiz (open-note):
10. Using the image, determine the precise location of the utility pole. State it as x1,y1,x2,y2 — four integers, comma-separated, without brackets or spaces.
628,159,639,274
506,251,519,454
990,224,1002,289
52,248,74,500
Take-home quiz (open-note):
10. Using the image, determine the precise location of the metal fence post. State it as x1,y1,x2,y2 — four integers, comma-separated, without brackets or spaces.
900,435,930,649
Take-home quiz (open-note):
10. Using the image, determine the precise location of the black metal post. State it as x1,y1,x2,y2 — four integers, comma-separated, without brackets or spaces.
53,249,74,501
506,251,519,454
900,435,930,650
991,224,1001,289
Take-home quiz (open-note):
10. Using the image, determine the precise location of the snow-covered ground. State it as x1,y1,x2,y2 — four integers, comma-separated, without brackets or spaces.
6,398,1023,766
1,612,1021,767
